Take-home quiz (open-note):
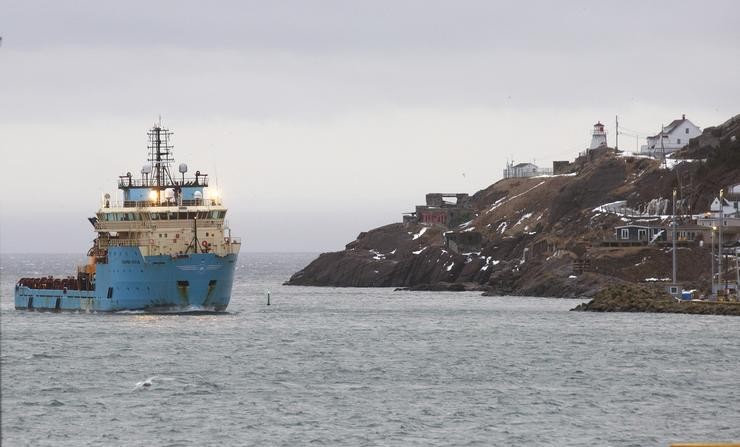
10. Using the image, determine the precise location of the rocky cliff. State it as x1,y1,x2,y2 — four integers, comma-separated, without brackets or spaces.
287,114,740,297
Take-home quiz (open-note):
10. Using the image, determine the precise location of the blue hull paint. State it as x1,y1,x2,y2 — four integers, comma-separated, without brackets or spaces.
14,247,238,312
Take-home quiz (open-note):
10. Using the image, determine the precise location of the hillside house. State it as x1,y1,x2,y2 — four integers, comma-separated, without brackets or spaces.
615,225,667,243
503,161,552,179
667,224,710,243
640,114,701,156
709,184,740,217
693,183,740,242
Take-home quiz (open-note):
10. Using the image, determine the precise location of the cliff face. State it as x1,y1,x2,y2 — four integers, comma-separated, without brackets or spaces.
287,223,492,289
286,115,740,297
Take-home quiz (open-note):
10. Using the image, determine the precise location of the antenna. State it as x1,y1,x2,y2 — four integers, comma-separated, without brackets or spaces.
146,122,175,202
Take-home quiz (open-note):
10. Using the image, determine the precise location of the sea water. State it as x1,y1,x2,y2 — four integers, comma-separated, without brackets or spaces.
1,253,739,446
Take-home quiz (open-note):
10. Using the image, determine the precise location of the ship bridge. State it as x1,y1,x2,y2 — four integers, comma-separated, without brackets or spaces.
93,123,240,259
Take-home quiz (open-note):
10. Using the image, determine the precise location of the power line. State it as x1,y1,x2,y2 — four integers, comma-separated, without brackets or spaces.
618,126,652,136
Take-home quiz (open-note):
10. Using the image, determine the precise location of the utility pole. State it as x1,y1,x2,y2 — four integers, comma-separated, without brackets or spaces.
661,124,667,168
736,250,739,292
719,188,724,297
615,115,619,151
672,189,677,285
711,226,716,295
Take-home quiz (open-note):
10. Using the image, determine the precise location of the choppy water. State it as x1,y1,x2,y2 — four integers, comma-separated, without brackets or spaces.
2,253,739,446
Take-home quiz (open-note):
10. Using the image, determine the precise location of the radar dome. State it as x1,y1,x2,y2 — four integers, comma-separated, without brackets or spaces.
141,165,152,174
164,188,175,199
193,191,203,200
179,163,188,174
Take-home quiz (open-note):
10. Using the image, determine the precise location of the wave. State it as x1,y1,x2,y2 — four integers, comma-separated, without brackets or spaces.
132,376,177,391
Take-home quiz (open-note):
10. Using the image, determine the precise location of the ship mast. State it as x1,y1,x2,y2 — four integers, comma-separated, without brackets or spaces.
147,121,175,202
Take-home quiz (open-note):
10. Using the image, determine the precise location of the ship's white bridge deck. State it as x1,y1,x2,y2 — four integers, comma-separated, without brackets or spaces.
97,203,227,221
94,203,239,257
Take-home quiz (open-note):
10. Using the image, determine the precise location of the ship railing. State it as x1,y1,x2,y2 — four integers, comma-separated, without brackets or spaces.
98,238,152,248
117,177,209,188
94,221,152,231
100,199,222,209
97,236,240,247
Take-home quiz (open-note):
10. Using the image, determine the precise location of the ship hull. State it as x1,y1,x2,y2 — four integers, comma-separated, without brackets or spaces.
14,247,238,312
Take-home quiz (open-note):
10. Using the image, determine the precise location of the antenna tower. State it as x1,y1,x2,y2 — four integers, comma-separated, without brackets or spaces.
147,123,175,194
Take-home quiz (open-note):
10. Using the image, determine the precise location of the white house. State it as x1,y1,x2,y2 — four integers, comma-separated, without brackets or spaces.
709,186,740,217
693,183,740,233
503,162,551,179
640,114,701,156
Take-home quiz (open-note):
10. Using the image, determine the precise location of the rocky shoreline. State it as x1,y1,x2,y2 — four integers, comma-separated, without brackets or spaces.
572,284,740,316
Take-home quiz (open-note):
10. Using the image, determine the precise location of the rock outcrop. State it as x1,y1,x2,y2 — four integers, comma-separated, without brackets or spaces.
572,284,740,316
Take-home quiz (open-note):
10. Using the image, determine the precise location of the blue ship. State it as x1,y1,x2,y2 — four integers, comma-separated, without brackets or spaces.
15,123,241,312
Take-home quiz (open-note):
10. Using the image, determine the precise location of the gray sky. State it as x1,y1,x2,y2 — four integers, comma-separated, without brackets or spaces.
1,0,739,253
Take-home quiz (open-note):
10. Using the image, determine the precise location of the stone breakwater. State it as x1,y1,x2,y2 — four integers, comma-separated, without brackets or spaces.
572,284,740,316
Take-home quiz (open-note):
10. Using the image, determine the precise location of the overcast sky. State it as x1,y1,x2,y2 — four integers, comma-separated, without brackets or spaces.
1,0,738,253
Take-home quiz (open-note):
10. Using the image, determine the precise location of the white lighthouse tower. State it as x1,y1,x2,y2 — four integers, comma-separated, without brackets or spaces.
589,121,607,149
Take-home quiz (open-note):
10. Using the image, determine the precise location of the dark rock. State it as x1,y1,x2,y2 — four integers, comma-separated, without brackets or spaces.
572,284,740,316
